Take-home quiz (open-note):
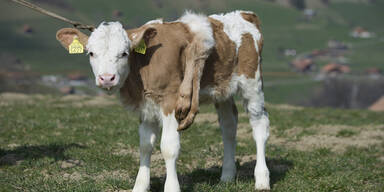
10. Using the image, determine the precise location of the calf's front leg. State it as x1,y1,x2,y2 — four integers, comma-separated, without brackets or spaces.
133,121,158,192
161,111,181,192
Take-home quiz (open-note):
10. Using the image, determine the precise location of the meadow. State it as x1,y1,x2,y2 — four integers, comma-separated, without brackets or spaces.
1,1,384,191
1,93,383,191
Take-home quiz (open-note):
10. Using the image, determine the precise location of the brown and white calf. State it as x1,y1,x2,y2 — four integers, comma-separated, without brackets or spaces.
56,10,270,191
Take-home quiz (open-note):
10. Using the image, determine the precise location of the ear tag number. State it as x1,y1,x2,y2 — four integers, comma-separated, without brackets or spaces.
69,37,84,54
134,40,146,55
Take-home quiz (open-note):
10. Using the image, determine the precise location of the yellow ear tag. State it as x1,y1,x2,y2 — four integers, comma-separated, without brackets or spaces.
69,37,84,54
134,40,146,55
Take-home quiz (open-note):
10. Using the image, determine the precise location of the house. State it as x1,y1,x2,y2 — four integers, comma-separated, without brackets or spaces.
291,58,314,72
321,63,350,74
327,40,348,50
366,67,382,78
303,9,316,21
310,49,328,57
22,24,33,34
369,96,384,111
351,27,374,38
366,67,382,75
284,49,297,56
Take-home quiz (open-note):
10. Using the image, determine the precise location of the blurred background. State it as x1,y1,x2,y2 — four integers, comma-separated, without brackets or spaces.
1,0,383,110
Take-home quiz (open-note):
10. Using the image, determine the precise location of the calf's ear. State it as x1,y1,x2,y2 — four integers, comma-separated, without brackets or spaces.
128,27,157,50
56,28,89,51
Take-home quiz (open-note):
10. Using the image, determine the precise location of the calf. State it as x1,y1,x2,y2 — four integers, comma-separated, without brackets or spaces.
56,10,270,191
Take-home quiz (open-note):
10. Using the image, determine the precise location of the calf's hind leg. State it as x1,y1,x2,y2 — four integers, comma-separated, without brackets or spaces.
215,97,238,182
241,77,270,190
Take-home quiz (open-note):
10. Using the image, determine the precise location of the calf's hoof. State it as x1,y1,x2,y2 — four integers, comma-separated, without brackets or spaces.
175,95,191,122
255,169,270,191
220,166,236,182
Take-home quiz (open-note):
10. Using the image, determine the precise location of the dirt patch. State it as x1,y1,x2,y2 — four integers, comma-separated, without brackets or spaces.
63,171,83,181
266,103,303,111
7,143,20,148
59,95,88,102
194,113,218,124
94,170,132,182
270,125,384,152
68,96,118,107
60,159,83,169
112,144,165,177
56,95,118,107
0,92,118,107
195,113,384,152
0,92,45,105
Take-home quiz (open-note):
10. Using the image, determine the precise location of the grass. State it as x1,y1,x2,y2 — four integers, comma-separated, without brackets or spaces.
1,94,383,191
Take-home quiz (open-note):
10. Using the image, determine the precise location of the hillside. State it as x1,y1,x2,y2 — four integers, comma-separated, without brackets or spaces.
2,0,383,73
1,0,384,104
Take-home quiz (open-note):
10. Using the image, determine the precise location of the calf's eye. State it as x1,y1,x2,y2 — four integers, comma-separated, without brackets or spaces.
89,52,94,57
121,52,128,57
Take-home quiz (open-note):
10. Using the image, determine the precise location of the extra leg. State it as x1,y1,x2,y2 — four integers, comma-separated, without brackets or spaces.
215,97,238,182
161,112,181,192
133,121,159,192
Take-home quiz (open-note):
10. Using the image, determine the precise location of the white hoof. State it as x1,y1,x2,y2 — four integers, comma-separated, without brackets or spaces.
132,186,148,192
255,169,270,190
132,181,149,192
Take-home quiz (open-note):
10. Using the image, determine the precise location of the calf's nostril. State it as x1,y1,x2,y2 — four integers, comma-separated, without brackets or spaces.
111,75,116,81
99,76,104,81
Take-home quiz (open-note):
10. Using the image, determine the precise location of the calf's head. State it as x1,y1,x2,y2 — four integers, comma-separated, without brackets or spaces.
56,22,156,93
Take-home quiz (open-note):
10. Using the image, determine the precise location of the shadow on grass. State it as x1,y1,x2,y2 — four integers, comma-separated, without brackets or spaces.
0,143,86,166
149,157,293,191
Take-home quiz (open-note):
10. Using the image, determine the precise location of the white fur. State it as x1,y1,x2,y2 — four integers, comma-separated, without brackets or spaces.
179,11,215,50
133,121,159,192
87,22,131,92
240,75,270,190
145,18,163,25
210,10,262,53
139,98,162,123
160,111,181,192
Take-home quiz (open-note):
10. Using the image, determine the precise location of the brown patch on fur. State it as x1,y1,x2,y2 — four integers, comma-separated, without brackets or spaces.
237,33,259,78
200,18,237,98
240,12,262,32
241,12,264,85
121,22,192,115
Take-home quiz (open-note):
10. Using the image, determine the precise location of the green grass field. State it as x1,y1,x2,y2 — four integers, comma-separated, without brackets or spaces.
1,94,383,191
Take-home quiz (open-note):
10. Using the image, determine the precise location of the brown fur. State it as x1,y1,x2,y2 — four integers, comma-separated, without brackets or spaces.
56,11,264,131
121,22,192,117
240,12,264,85
199,18,237,98
240,12,262,32
237,33,259,78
